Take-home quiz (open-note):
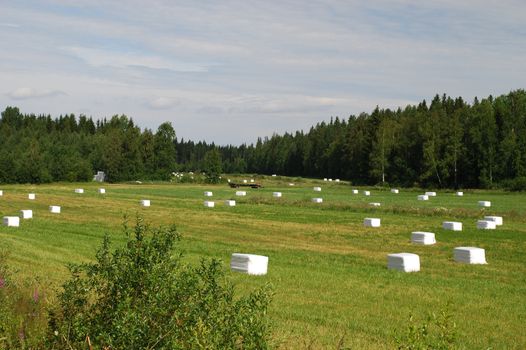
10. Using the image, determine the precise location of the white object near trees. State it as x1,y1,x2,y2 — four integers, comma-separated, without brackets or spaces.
230,253,268,275
335,179,340,182
478,201,491,207
273,192,282,198
369,202,381,207
352,189,359,194
328,178,333,182
272,174,277,177
224,200,236,207
411,232,436,245
443,221,462,231
20,210,33,219
477,220,496,230
250,179,254,183
323,178,327,181
425,191,437,197
243,179,248,183
391,189,399,194
387,253,420,272
204,201,215,208
313,187,321,192
364,218,381,227
204,191,213,197
235,191,246,196
98,188,106,194
456,191,463,196
28,193,36,200
363,191,370,196
49,206,61,213
454,247,487,264
0,190,3,196
484,216,503,226
288,183,295,186
417,195,429,201
74,188,84,194
140,200,150,207
312,198,323,203
3,216,20,227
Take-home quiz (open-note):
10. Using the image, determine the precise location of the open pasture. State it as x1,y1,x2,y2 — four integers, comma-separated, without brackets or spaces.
0,178,525,348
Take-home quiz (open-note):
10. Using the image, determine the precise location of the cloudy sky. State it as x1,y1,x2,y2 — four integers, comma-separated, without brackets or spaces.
1,1,525,145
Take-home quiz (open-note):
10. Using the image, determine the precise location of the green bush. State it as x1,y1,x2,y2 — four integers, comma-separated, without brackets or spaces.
47,217,273,349
503,176,526,192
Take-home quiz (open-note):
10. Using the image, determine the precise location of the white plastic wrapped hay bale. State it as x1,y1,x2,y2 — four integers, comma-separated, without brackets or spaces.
98,188,106,194
363,190,370,196
391,189,399,194
288,183,295,186
230,253,268,275
272,192,282,198
243,179,248,183
28,193,36,200
411,232,436,245
443,221,462,231
425,191,437,197
352,189,359,194
369,202,381,207
0,190,3,196
140,200,150,207
417,194,429,201
313,187,321,192
204,201,215,208
224,200,236,207
204,191,213,197
49,206,61,213
74,188,84,194
335,179,340,182
478,201,491,207
272,174,277,177
235,191,246,196
20,210,33,219
454,247,487,264
3,216,20,227
387,253,420,272
364,218,380,227
323,178,327,181
329,178,333,182
312,198,323,203
456,191,463,196
477,220,496,230
484,216,503,226
250,179,255,183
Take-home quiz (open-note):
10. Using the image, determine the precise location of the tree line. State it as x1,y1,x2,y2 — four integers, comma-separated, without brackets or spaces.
1,89,525,188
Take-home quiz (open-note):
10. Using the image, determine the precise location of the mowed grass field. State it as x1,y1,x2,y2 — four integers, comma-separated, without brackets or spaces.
0,177,525,349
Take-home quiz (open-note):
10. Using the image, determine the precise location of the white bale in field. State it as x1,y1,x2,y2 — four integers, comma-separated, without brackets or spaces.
20,210,33,219
391,189,399,194
98,188,106,194
352,189,359,194
454,247,487,264
477,220,496,230
443,221,462,231
364,218,381,227
250,179,255,183
335,179,340,182
369,202,381,207
411,232,436,245
288,183,295,186
478,201,491,207
329,178,333,182
456,191,463,196
312,197,323,203
3,216,20,227
272,174,277,177
140,200,150,207
236,191,246,196
74,188,84,194
243,179,248,183
417,194,429,201
49,205,61,213
204,201,215,208
387,253,420,272
363,190,370,196
323,178,328,181
425,191,437,197
484,216,503,226
273,192,282,198
204,191,213,197
0,190,3,196
313,187,321,192
230,253,268,275
28,193,36,200
224,200,236,207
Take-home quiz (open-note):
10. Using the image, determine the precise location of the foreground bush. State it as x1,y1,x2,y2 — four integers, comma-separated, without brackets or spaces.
47,217,273,349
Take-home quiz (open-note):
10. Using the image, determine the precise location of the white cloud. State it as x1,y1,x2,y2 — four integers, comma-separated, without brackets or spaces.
7,87,65,100
148,97,178,109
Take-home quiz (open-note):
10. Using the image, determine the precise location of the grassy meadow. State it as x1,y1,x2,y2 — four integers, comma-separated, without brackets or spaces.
0,176,525,349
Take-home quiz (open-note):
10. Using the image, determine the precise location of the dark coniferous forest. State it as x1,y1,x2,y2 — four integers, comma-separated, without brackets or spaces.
1,90,525,188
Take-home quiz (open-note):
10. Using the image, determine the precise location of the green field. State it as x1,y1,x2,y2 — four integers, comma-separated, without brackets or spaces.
1,177,525,349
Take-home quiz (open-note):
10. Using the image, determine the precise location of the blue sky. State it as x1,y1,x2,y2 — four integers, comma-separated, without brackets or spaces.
1,0,525,145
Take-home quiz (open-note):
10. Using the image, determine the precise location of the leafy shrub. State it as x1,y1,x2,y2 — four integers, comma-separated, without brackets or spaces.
503,176,526,192
47,217,273,349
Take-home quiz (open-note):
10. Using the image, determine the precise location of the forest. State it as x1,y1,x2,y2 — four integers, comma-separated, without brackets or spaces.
1,89,525,188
